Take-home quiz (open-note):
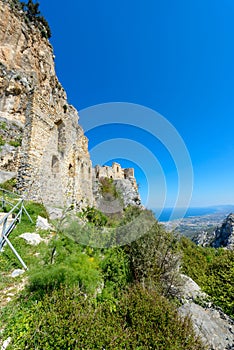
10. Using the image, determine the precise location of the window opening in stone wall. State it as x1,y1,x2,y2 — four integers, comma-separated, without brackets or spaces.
69,163,74,177
55,119,66,155
52,155,59,177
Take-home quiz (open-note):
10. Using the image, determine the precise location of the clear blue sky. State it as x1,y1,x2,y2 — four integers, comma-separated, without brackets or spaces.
38,0,234,208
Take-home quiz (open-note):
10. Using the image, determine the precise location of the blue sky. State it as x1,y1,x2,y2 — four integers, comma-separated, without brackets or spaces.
39,0,234,208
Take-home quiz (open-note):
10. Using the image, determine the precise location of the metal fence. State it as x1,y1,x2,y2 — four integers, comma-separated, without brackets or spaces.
0,188,33,270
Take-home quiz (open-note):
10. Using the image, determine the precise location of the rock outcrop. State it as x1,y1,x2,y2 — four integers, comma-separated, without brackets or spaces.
0,2,141,215
211,213,234,249
0,0,93,210
178,274,234,350
194,213,234,249
93,162,141,215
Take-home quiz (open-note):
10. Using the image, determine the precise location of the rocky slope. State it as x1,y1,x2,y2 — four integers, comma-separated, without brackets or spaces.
0,1,141,215
0,0,93,211
179,274,234,350
194,213,234,249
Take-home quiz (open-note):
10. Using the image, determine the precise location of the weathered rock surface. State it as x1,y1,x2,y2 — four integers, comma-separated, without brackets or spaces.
0,2,142,215
0,170,16,183
19,232,44,245
93,162,141,215
194,213,234,249
10,269,25,278
212,213,234,249
178,274,234,350
0,0,93,209
36,215,52,230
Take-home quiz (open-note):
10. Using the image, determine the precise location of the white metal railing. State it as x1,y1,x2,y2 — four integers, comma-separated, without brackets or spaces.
0,189,33,270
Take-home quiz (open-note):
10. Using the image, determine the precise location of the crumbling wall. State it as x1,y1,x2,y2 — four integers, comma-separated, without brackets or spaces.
0,0,93,209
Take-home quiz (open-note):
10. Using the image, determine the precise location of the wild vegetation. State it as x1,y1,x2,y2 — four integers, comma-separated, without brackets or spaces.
0,198,205,349
180,236,234,318
10,0,51,38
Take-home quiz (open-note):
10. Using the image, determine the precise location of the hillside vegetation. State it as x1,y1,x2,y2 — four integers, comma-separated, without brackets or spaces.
0,201,205,349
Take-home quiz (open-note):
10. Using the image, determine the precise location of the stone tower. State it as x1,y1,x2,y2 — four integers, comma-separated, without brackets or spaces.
0,0,93,210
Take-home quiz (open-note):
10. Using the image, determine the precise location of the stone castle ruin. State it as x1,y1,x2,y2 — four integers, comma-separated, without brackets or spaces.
94,162,137,188
0,0,140,213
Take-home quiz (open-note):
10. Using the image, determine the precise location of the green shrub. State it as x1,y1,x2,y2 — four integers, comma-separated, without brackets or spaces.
0,121,7,130
27,234,102,297
9,139,22,147
0,178,17,192
0,135,5,146
125,220,181,296
81,206,108,226
180,236,234,318
4,285,204,349
99,177,119,199
99,247,131,299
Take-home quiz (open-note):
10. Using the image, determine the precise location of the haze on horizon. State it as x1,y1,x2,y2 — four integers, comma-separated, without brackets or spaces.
39,0,234,209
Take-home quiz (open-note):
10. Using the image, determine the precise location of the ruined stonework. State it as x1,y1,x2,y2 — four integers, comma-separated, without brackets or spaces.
93,162,137,189
0,0,93,209
93,163,141,214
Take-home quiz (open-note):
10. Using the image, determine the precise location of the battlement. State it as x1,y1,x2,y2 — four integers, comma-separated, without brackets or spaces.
93,162,135,181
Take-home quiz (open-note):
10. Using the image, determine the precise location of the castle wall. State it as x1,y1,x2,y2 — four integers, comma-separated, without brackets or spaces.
93,162,137,189
0,1,93,209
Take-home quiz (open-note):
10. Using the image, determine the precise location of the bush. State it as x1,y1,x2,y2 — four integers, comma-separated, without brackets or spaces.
81,206,108,227
9,139,22,147
5,285,204,349
99,177,119,199
100,247,131,299
0,178,17,192
180,237,234,318
27,234,102,298
125,220,181,296
0,135,5,146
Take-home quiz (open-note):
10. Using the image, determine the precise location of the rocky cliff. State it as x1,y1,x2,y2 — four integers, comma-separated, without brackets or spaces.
0,0,140,214
194,213,234,249
211,213,234,249
0,0,93,210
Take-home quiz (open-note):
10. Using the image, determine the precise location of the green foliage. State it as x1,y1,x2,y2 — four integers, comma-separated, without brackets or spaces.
100,177,119,199
125,220,181,296
0,178,17,192
4,285,203,350
0,135,5,146
99,247,131,300
180,236,234,318
9,138,22,147
0,121,7,130
11,0,52,38
203,250,234,317
81,206,108,227
27,233,102,298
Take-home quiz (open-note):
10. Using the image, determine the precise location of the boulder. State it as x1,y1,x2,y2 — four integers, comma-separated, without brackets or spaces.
11,269,25,278
36,216,52,230
179,302,234,350
178,274,234,349
19,232,44,245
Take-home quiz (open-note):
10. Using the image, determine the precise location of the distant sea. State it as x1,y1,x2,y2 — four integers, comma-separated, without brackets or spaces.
154,206,232,222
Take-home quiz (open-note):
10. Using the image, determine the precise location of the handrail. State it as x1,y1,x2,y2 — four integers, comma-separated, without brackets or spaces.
0,194,33,270
0,187,21,197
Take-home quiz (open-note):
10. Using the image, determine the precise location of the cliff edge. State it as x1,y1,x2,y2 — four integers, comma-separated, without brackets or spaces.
0,0,93,209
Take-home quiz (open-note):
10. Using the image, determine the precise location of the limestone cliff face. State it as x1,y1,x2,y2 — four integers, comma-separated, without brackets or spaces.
0,0,93,209
193,213,234,249
211,213,234,249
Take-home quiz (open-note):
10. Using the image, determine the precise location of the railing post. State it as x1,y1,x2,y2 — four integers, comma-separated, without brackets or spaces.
2,234,28,270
